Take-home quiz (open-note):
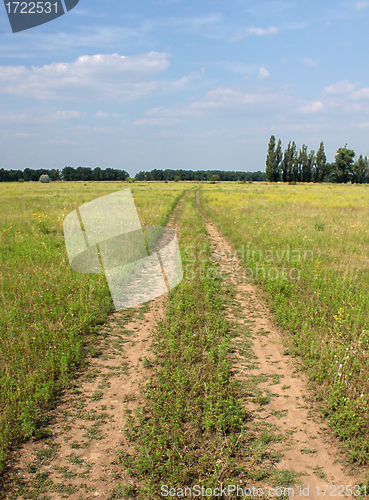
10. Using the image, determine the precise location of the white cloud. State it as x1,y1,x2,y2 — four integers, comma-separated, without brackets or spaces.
324,79,360,94
0,112,33,123
231,26,278,41
132,80,369,128
138,87,298,120
0,27,154,60
56,110,87,119
299,101,323,113
247,26,278,36
96,112,109,118
350,87,369,100
318,80,369,115
302,58,318,67
0,52,183,102
258,67,270,80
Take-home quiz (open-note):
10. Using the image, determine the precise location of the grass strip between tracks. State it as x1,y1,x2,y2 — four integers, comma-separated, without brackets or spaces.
114,190,296,499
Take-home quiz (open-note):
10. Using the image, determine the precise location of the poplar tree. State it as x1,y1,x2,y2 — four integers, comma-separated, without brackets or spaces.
298,144,308,183
297,148,302,182
315,141,327,182
291,141,298,182
306,149,315,183
300,145,309,182
266,135,276,181
275,139,283,182
282,141,293,182
266,135,281,182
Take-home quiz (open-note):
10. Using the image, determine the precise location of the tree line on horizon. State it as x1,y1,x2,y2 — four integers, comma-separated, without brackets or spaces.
0,166,130,183
266,135,369,183
0,167,61,182
0,166,267,182
134,169,266,181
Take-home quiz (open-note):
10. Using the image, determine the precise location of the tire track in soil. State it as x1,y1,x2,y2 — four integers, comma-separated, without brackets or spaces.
2,193,187,500
198,192,366,499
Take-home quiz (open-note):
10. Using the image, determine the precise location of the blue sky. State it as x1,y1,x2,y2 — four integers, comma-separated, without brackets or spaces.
0,0,369,175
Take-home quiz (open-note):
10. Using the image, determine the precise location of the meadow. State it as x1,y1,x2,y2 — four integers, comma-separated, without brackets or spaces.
0,181,185,473
2,180,369,494
200,182,369,464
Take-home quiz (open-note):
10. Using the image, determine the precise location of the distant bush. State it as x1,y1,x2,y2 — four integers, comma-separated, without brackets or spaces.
18,178,24,183
39,174,51,183
210,174,220,183
126,177,135,183
174,175,180,182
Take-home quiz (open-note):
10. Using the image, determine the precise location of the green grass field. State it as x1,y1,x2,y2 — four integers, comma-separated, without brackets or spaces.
2,180,369,493
0,181,185,472
200,182,369,463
